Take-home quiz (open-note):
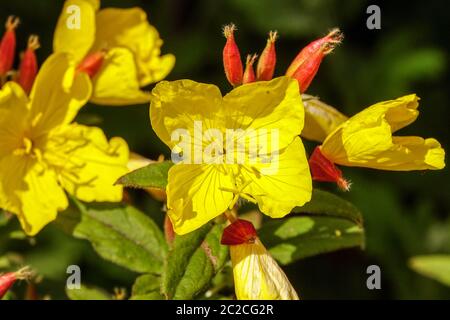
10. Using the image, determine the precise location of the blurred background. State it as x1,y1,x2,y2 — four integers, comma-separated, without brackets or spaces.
0,0,449,299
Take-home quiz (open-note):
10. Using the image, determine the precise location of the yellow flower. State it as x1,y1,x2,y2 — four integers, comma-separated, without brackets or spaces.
150,76,312,235
53,0,175,106
301,94,348,143
320,94,445,170
231,238,299,300
0,53,129,235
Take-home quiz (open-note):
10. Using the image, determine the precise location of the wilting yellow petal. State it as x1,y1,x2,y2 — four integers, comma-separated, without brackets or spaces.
231,238,299,300
301,94,348,143
54,0,99,64
29,53,92,134
45,124,129,202
238,137,312,217
92,7,174,86
223,76,304,154
89,47,151,106
0,155,68,235
321,94,445,170
166,164,234,235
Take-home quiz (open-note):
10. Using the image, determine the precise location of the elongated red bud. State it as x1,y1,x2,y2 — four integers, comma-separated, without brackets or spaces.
221,219,257,245
256,31,277,81
222,24,243,87
17,35,39,94
0,266,33,299
286,28,343,93
242,54,257,84
76,50,106,78
0,16,19,77
309,146,350,191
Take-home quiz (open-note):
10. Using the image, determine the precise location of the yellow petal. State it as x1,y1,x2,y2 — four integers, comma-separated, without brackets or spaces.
321,94,445,170
53,0,99,63
301,94,348,143
92,7,174,86
150,79,224,153
0,155,68,236
166,164,234,235
0,85,31,157
0,81,29,117
358,136,445,170
45,124,129,202
223,76,304,154
230,238,299,300
89,47,151,106
238,137,312,217
29,53,92,134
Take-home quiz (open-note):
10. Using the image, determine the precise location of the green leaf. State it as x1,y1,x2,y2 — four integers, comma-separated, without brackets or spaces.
259,215,364,264
116,161,173,189
131,274,164,300
72,200,167,274
409,255,450,287
162,222,228,300
66,285,111,300
293,189,363,226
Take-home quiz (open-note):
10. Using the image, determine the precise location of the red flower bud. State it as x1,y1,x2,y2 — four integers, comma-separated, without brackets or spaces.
221,219,257,245
0,266,33,299
309,146,350,191
0,16,19,77
242,54,257,84
17,35,39,94
222,24,243,87
286,28,343,93
256,31,277,81
76,50,106,78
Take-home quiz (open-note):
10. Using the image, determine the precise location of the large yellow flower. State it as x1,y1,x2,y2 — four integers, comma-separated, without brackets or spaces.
319,94,445,170
0,53,128,235
53,0,175,106
150,76,312,235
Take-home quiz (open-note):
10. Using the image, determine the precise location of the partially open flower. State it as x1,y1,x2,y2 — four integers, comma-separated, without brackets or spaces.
221,219,299,300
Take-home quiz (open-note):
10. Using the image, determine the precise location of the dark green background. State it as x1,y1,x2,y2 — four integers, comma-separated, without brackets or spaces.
0,0,448,299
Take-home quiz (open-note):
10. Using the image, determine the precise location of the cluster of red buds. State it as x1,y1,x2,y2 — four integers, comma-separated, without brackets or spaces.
0,16,40,94
0,266,34,299
222,23,343,93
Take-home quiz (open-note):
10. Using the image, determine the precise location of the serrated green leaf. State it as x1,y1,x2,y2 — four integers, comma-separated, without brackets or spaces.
409,255,450,287
66,285,111,300
72,200,167,274
116,161,173,189
131,274,164,300
162,223,228,300
259,215,364,264
293,189,363,226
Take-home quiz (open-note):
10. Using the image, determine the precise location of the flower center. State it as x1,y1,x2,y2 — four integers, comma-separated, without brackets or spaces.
13,136,42,160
